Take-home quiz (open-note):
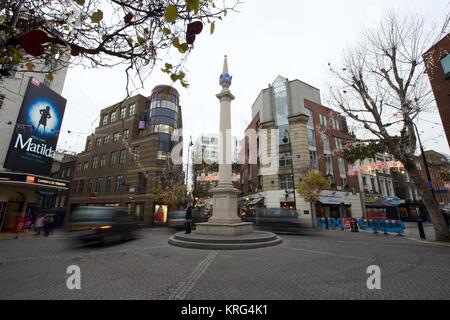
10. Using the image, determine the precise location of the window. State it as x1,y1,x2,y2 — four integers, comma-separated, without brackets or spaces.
279,152,292,167
106,176,113,192
110,151,117,166
322,133,331,153
273,76,289,127
307,128,316,147
86,140,93,151
103,135,111,144
128,104,135,116
157,151,170,161
279,125,290,145
132,146,140,163
386,180,392,196
83,162,89,171
123,129,129,140
370,178,377,193
119,149,127,164
102,115,108,126
440,53,450,79
150,124,174,134
100,154,106,168
113,132,120,142
72,181,78,194
78,180,84,194
309,150,318,170
305,108,313,127
66,167,71,177
338,157,346,177
120,107,126,119
158,133,171,152
332,118,340,130
92,155,99,169
116,175,124,192
335,138,343,151
110,111,116,123
77,163,82,172
138,171,148,194
95,177,103,193
320,114,327,126
325,154,333,176
279,175,294,190
96,137,102,146
87,178,93,193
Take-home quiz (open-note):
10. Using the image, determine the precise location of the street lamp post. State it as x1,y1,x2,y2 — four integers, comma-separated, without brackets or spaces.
412,122,435,240
412,122,437,202
283,130,297,213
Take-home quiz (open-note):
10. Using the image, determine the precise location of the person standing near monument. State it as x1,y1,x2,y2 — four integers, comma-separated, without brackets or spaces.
185,204,192,234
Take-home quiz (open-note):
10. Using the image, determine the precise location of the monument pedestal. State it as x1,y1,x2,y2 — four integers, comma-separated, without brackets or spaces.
196,184,253,236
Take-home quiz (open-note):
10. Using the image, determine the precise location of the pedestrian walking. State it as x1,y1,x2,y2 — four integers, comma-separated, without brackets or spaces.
43,214,52,237
35,214,44,236
185,204,192,234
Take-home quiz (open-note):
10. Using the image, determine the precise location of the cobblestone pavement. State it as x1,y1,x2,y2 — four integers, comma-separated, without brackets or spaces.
0,227,449,300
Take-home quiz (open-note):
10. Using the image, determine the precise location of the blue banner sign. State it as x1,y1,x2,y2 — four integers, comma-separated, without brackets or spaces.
316,218,405,234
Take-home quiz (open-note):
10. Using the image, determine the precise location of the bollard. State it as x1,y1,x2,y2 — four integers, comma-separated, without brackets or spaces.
350,218,359,232
417,218,426,240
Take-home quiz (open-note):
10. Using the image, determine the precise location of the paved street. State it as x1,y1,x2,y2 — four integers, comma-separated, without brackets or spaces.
0,228,449,300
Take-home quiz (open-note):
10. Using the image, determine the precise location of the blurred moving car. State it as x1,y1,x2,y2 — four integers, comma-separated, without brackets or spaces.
66,206,139,245
245,208,304,234
168,208,209,230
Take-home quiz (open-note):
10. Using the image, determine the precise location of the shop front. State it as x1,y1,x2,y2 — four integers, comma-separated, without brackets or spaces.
365,198,401,221
316,196,352,219
0,172,69,232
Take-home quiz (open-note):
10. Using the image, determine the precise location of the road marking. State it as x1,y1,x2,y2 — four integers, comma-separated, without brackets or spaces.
167,251,219,300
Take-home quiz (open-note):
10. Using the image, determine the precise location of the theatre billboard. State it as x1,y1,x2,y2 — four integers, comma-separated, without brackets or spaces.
4,78,67,176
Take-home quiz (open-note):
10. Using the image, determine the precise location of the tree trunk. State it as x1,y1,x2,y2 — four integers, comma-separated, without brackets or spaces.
310,202,316,229
404,161,450,242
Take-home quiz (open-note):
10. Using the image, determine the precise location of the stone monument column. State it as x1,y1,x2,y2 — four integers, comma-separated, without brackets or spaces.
195,55,253,235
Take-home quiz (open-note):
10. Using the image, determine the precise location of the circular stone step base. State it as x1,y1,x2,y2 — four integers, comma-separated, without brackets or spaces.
168,231,283,250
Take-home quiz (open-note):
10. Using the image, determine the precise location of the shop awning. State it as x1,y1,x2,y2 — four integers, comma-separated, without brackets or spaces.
366,199,398,208
248,197,264,206
318,196,350,205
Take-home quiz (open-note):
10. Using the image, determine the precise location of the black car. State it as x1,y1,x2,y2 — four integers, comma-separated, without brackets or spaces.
66,206,139,245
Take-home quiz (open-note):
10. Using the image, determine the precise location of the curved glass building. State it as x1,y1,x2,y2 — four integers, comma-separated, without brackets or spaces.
148,85,181,162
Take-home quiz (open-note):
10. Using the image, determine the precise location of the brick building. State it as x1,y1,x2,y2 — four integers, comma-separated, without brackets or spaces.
69,85,183,226
423,33,450,146
240,76,364,225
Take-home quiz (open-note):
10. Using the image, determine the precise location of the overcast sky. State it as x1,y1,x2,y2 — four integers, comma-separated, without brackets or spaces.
58,0,450,159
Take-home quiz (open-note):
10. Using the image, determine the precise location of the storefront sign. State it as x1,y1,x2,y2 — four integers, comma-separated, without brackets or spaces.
4,78,67,176
0,173,68,189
